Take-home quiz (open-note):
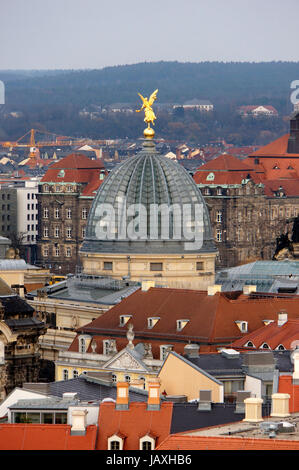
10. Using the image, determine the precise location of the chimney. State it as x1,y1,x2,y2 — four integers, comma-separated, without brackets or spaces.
243,285,256,295
116,381,129,410
278,311,288,327
271,393,290,418
141,280,155,291
292,349,299,383
207,285,222,296
243,397,263,422
197,390,212,411
287,113,299,153
147,380,161,410
184,343,200,358
71,409,87,435
235,391,251,414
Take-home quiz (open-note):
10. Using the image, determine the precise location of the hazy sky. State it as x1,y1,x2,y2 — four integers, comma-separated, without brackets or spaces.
1,0,299,70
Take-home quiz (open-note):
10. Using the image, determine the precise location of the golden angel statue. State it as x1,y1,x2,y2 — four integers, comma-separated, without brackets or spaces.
136,89,158,127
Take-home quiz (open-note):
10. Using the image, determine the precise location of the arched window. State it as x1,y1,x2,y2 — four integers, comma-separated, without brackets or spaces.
139,377,146,390
112,374,117,383
124,375,131,383
139,435,156,450
73,370,79,379
108,435,124,450
79,337,86,353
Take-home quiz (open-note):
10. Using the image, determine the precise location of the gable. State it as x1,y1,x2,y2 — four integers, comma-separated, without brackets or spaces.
103,350,148,372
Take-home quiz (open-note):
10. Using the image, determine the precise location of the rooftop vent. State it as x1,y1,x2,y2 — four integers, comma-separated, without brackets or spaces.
220,348,240,359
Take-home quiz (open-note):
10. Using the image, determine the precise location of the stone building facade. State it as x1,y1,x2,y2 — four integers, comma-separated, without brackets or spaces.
194,112,299,268
36,153,106,275
197,176,294,268
0,277,46,399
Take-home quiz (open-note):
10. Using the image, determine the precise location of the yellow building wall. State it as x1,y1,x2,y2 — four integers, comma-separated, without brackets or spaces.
56,364,156,390
158,353,223,402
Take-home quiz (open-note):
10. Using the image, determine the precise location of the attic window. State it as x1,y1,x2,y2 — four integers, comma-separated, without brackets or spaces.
273,164,280,170
287,165,294,170
235,321,248,333
245,341,254,348
119,315,132,327
176,319,189,331
58,170,65,177
206,172,215,181
147,317,160,329
261,343,270,349
276,344,285,351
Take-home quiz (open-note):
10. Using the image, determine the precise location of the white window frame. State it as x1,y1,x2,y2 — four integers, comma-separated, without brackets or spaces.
63,369,69,381
139,435,155,451
108,435,124,451
43,227,49,238
82,208,88,219
43,207,49,219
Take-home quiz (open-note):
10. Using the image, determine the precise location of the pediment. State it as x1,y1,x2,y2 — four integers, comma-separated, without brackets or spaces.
103,350,148,372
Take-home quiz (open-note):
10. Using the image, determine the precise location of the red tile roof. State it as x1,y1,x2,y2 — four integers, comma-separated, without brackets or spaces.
41,153,106,189
96,401,173,450
193,154,263,185
0,424,97,450
248,134,297,158
77,287,299,351
231,319,299,350
156,434,299,450
263,179,299,197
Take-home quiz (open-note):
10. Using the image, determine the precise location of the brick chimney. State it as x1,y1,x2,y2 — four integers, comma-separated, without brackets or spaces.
116,381,129,410
147,380,161,410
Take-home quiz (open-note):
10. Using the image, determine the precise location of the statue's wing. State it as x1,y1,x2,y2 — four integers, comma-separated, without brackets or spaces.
149,89,158,106
138,92,146,104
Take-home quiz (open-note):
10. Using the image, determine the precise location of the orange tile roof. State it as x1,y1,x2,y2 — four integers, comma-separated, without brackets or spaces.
96,401,173,450
77,287,299,350
41,153,106,186
249,134,298,158
0,424,97,450
231,319,299,350
193,154,263,185
156,434,299,450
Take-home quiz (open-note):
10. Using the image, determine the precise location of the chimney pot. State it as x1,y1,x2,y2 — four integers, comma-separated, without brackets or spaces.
271,393,290,418
116,381,129,410
71,409,87,435
207,285,222,296
243,397,263,422
147,380,161,410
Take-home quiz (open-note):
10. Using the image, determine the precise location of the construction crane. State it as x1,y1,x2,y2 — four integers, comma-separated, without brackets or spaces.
0,128,88,151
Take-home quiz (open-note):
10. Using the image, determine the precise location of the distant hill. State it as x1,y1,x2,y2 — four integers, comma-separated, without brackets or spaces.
0,61,298,145
1,61,299,110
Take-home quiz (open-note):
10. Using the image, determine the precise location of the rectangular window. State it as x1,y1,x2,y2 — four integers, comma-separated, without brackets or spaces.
150,262,163,271
66,227,72,238
82,226,86,238
82,208,88,219
103,261,113,270
66,247,71,257
196,261,204,270
43,208,49,218
54,227,60,238
66,208,72,219
216,229,222,242
54,208,59,219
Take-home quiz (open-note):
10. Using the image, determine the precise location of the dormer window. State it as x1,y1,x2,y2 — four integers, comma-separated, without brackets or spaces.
119,315,132,327
276,344,285,351
261,343,270,349
58,169,65,177
235,321,248,333
139,435,156,450
245,341,255,348
108,434,124,451
147,317,160,329
263,320,274,326
176,319,189,331
160,345,173,361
